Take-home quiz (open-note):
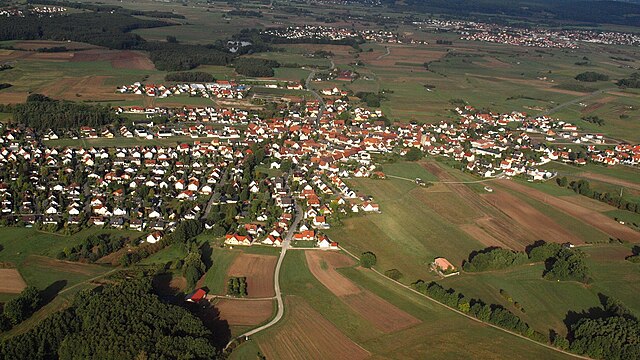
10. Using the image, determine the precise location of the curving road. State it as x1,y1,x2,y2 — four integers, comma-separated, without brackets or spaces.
224,202,302,350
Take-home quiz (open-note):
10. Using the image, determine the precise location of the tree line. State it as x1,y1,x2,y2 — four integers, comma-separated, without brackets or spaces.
0,277,219,359
0,286,42,332
575,71,609,82
233,58,280,77
617,73,640,89
227,277,248,297
55,233,130,263
557,177,640,215
411,280,544,341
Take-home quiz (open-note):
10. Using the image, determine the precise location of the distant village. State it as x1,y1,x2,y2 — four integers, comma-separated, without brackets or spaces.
262,25,401,44
416,19,640,48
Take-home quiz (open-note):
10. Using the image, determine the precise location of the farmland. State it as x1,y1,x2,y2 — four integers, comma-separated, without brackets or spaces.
234,250,573,359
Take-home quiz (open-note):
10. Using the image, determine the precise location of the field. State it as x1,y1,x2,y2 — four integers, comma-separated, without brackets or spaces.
0,269,27,294
226,253,277,298
495,179,640,242
235,250,573,359
213,298,274,326
257,296,371,360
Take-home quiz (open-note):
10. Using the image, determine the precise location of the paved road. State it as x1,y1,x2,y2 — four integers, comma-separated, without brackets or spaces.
224,202,302,349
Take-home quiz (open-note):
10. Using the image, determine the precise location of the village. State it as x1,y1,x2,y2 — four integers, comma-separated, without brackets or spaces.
1,87,638,255
262,25,402,44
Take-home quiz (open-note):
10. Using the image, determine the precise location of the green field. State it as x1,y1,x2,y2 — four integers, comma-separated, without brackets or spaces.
201,249,239,294
326,177,484,283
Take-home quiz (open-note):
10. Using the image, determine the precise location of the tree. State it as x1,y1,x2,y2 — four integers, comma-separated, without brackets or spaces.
360,252,377,268
405,147,423,161
556,176,568,187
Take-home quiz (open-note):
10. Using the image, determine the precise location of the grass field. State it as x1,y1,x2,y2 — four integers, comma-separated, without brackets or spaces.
327,177,484,283
201,249,239,294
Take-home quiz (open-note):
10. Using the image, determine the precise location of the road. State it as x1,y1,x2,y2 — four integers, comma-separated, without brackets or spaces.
386,173,504,184
224,202,303,349
540,87,617,116
376,46,390,60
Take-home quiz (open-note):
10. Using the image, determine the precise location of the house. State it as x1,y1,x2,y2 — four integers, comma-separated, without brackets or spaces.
262,235,282,247
146,231,163,244
361,202,380,212
185,288,207,303
432,257,455,272
225,234,253,246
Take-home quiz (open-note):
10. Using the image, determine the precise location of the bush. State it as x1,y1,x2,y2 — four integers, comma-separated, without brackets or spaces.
575,71,609,82
360,251,377,268
462,247,528,272
384,269,403,281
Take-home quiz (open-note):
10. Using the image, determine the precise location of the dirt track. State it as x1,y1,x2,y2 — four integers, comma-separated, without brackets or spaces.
227,253,277,298
0,269,27,293
496,179,640,243
215,299,273,326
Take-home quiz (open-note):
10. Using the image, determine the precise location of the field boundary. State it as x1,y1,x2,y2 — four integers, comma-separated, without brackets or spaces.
337,246,592,360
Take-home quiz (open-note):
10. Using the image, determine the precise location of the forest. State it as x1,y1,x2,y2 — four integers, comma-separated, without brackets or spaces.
9,94,120,131
0,278,219,359
165,71,216,83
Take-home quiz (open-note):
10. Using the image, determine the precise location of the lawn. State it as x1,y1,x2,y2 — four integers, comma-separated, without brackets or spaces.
382,160,439,181
201,248,239,294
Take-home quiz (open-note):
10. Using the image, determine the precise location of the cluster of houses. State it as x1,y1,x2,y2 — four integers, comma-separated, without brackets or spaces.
0,5,66,17
262,25,400,43
117,81,249,100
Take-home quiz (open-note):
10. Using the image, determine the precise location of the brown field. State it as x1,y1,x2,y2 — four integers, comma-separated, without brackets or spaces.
0,269,27,293
258,296,370,360
496,179,640,242
341,291,422,333
422,162,534,250
484,190,583,244
577,172,640,192
305,251,359,296
72,49,155,70
214,299,273,326
459,223,505,248
23,255,102,276
226,253,277,298
305,251,421,333
39,75,137,101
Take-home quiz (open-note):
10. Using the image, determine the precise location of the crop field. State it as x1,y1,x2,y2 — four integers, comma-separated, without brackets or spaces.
326,177,482,282
213,298,274,326
0,269,27,294
305,250,421,333
226,253,277,298
496,179,640,242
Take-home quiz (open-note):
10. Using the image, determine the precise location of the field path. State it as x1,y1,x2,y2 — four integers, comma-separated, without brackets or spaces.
337,247,592,360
